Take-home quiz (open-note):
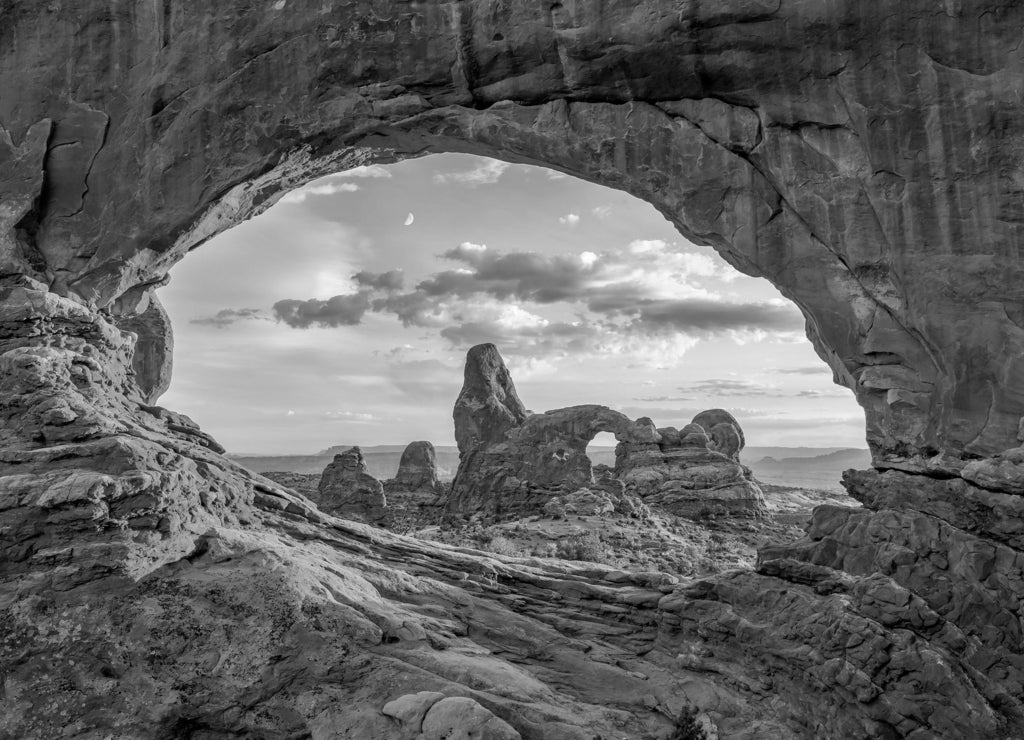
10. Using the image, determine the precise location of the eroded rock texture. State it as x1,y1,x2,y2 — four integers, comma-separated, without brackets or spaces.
449,345,767,519
317,446,389,525
3,2,1024,738
618,411,767,519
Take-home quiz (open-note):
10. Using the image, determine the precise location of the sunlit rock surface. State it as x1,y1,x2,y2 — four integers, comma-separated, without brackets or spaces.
3,2,1024,738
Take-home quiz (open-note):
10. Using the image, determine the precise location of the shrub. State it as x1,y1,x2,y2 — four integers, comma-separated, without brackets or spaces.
670,706,708,740
482,535,523,557
555,532,607,562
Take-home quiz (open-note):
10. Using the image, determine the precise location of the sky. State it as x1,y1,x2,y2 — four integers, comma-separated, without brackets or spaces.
158,153,866,454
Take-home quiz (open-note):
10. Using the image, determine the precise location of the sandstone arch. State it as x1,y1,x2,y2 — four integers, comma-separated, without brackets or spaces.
3,1,1024,466
4,3,1024,738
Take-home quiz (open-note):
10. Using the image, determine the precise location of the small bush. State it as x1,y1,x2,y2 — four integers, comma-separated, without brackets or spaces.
482,535,523,557
555,532,607,562
670,706,708,740
531,542,558,558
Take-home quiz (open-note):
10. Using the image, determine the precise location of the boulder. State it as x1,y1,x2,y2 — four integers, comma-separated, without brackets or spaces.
382,691,445,732
421,697,521,740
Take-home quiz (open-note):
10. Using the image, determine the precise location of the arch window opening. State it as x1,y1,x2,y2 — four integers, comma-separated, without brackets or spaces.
585,431,619,472
158,153,865,489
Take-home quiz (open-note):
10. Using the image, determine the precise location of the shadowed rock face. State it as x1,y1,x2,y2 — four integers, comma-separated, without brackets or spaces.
317,447,388,524
449,345,767,519
4,3,1024,738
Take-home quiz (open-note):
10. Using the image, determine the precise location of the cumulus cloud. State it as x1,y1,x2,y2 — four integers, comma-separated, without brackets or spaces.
432,158,510,186
190,308,268,328
269,240,804,363
273,293,371,328
353,269,405,291
624,298,803,333
559,213,581,226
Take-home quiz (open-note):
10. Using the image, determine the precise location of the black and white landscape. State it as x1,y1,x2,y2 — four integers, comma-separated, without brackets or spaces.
3,4,1024,740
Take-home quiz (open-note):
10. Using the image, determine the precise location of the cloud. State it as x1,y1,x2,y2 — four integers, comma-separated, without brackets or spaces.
322,410,378,422
796,388,851,398
337,165,392,178
559,213,580,226
623,299,803,334
777,366,831,375
616,406,779,423
270,240,803,364
664,379,849,399
432,158,510,186
592,205,612,219
353,269,405,291
190,308,268,328
675,379,778,396
281,180,360,204
273,293,371,328
634,395,695,402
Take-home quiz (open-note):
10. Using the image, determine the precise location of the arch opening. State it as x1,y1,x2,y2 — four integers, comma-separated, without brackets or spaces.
154,153,863,467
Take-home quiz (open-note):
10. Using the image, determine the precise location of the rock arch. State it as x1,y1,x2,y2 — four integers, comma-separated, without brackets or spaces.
3,2,1023,466
4,3,1024,737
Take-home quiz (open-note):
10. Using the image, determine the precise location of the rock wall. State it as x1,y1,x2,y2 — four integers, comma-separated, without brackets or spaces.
3,3,1024,738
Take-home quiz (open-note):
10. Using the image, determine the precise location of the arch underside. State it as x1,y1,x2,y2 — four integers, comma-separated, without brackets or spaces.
3,2,1024,737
